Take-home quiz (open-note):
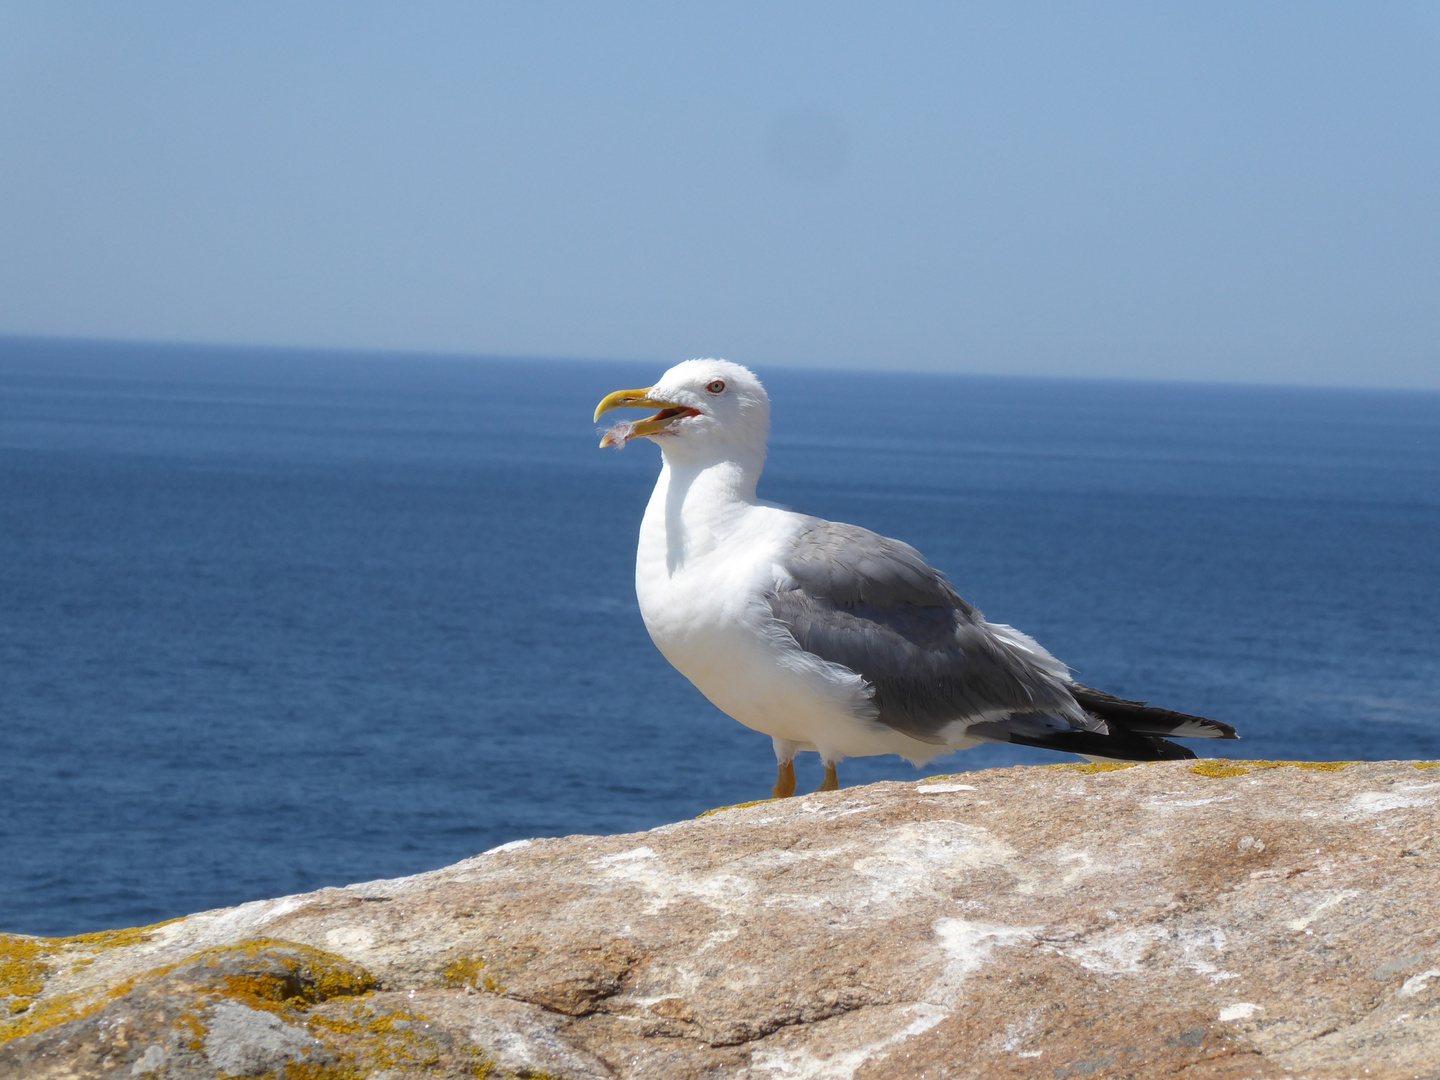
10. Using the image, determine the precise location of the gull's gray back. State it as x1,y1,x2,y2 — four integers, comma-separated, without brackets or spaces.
767,518,1080,741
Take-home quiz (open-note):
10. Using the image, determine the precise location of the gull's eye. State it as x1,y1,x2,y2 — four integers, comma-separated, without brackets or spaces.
706,379,726,394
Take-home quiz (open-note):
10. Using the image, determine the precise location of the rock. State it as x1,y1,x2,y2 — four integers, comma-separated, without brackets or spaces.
202,1001,330,1076
3,759,1439,1079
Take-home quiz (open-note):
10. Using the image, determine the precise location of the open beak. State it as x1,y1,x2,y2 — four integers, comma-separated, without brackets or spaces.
593,387,700,447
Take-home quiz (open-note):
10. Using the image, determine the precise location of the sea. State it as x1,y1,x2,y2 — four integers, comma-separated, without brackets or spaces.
2,336,1437,937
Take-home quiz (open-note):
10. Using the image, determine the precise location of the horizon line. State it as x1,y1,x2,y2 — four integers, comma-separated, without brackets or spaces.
2,330,1435,398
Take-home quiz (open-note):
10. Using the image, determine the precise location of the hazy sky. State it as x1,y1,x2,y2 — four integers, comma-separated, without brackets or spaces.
2,3,1437,387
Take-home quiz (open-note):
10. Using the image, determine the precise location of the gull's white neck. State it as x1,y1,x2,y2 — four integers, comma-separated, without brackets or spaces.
641,444,765,574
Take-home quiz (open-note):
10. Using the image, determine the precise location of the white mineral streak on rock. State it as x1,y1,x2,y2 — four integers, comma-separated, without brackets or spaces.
753,918,1033,1079
989,1012,1040,1053
323,925,375,951
750,1009,943,1080
1348,784,1440,814
1400,970,1440,997
179,893,315,949
849,821,1014,913
1176,926,1230,978
484,838,534,855
1287,890,1360,931
1144,795,1232,809
459,997,616,1080
797,796,881,820
1057,850,1097,886
915,782,977,794
595,844,756,916
930,918,1035,1000
1061,922,1236,982
1219,1002,1262,1021
598,845,657,865
1062,925,1171,974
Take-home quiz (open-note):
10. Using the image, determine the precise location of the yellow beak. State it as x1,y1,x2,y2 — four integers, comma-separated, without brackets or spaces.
593,387,699,447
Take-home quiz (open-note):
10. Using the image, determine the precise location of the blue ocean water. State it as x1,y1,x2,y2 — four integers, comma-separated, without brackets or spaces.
1,337,1437,937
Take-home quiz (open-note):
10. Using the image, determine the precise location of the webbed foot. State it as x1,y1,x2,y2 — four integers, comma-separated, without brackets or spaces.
772,759,797,799
817,761,839,792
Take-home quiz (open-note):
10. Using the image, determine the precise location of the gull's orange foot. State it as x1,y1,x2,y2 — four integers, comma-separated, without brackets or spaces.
772,759,797,799
817,761,839,792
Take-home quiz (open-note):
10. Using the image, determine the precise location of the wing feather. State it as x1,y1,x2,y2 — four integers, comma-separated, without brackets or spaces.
767,519,1085,741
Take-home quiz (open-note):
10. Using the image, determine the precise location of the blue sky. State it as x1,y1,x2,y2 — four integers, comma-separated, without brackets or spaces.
2,3,1437,387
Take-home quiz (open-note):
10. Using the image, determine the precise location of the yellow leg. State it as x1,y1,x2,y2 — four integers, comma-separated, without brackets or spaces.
772,759,797,799
817,761,839,792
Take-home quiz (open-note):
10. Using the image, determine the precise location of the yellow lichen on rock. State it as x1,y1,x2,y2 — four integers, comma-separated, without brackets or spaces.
60,920,181,950
0,937,478,1079
301,1001,499,1079
1,947,200,1046
1,935,377,1050
440,955,500,992
1190,761,1253,777
441,956,485,987
1,920,180,1023
1044,762,1142,774
1190,759,1355,778
0,936,48,1006
187,938,376,1014
697,798,773,817
0,981,139,1045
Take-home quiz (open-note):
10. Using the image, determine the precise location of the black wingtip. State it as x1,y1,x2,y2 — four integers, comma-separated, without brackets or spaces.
1070,684,1239,741
1008,730,1198,762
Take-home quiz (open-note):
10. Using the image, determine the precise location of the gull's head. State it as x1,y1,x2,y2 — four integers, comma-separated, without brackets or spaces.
594,359,770,460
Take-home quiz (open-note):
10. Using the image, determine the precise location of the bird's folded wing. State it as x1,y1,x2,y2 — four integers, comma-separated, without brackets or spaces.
766,518,1088,742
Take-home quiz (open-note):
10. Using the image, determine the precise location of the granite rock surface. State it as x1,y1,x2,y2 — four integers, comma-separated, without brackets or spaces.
3,760,1439,1080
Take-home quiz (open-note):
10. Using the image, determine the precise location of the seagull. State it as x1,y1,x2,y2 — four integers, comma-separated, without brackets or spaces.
595,359,1237,797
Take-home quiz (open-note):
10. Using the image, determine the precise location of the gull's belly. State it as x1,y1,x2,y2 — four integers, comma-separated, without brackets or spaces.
636,549,931,760
631,479,944,762
651,617,842,745
635,547,849,745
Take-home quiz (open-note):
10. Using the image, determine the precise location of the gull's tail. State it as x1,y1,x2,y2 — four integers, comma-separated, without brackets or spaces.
1069,684,1238,740
1006,729,1200,761
997,684,1238,762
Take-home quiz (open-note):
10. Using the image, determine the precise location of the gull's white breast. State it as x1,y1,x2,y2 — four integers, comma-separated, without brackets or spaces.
632,474,940,762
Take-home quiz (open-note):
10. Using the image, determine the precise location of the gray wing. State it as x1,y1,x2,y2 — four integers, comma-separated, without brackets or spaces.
767,518,1083,742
